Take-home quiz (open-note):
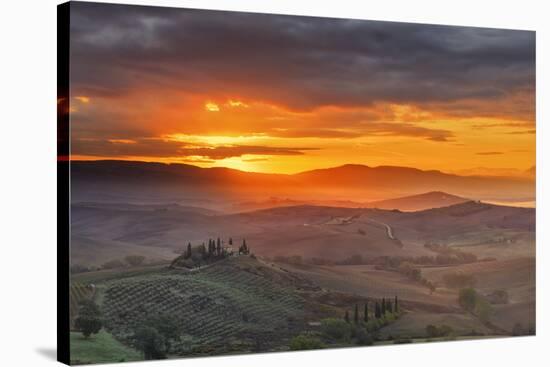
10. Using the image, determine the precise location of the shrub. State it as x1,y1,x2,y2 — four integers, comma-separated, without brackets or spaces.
355,328,374,346
321,318,352,341
70,264,91,274
101,259,125,270
365,319,380,333
289,334,325,350
426,324,454,338
474,297,493,322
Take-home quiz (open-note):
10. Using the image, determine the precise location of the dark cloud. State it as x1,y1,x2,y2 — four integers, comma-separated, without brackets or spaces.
266,122,454,141
72,138,318,160
70,2,535,113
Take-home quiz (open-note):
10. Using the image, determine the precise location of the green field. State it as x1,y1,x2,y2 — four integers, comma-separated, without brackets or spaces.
100,257,305,355
70,330,142,365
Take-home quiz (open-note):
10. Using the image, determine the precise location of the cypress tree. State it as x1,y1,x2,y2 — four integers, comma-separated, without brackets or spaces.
229,238,233,246
344,310,350,323
375,302,381,318
364,302,369,322
354,304,359,324
394,296,399,313
387,299,393,313
186,243,192,259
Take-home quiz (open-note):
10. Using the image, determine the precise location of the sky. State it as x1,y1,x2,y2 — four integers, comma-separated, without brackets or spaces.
68,2,535,175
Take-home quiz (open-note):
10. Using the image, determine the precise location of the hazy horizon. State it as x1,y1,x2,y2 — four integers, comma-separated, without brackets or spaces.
68,158,536,179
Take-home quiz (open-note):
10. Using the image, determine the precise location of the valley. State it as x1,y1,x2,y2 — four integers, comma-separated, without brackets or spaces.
68,161,536,364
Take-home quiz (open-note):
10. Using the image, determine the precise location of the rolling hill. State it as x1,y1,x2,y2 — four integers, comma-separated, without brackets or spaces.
364,191,469,211
71,200,535,267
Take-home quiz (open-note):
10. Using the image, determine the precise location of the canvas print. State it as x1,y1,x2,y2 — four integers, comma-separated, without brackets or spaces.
58,1,536,365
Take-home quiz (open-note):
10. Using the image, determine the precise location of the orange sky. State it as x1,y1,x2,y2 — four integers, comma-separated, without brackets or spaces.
70,93,535,175
69,3,535,175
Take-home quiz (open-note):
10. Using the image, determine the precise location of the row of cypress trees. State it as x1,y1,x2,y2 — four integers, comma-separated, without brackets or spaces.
344,296,399,323
182,237,250,260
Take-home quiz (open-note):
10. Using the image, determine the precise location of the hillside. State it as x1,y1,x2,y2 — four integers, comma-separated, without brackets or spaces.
364,191,469,211
71,200,535,267
98,257,308,355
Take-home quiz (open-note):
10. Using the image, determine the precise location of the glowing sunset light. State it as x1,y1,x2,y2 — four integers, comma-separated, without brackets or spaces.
163,133,269,146
108,139,137,144
205,102,220,112
75,96,90,103
227,100,249,108
68,6,534,176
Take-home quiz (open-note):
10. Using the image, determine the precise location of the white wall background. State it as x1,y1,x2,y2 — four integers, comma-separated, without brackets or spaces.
0,0,546,366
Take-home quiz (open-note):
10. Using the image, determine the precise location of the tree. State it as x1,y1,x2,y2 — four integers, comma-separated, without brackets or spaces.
364,303,369,322
387,299,393,313
229,238,233,246
381,298,386,315
344,310,350,323
458,288,478,312
394,296,399,313
239,239,249,254
133,326,167,360
185,243,192,259
374,302,381,319
354,304,359,324
132,314,181,360
74,300,102,338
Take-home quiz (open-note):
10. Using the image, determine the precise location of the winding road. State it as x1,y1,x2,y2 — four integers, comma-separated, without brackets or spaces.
361,217,396,240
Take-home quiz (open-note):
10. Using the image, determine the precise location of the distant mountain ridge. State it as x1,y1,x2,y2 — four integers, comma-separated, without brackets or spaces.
70,160,535,204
